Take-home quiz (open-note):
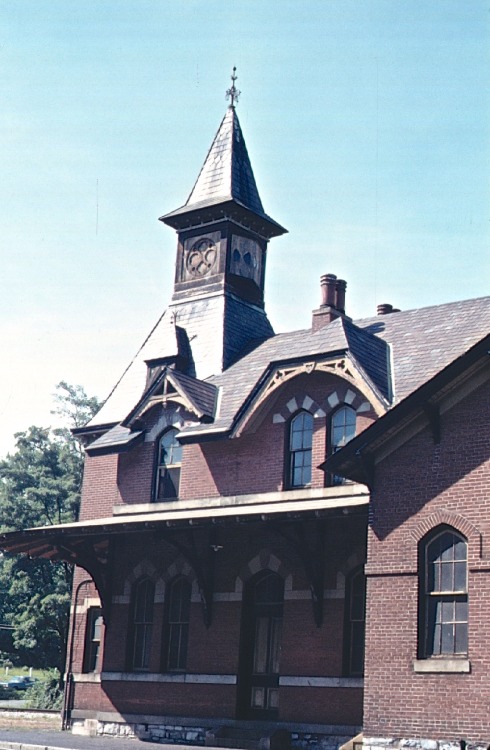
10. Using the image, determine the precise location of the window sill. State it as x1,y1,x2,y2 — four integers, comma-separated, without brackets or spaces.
413,658,470,674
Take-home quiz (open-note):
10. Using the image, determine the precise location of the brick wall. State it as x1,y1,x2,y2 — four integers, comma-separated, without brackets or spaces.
364,378,490,742
70,516,366,726
79,371,375,514
79,453,120,520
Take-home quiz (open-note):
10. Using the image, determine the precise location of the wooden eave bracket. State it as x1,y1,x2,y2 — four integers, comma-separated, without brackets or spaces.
52,537,112,625
271,521,325,627
155,528,218,628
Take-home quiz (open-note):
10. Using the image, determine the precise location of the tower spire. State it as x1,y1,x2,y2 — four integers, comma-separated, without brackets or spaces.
226,66,240,109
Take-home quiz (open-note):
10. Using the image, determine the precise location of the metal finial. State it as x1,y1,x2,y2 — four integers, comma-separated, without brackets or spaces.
226,66,240,108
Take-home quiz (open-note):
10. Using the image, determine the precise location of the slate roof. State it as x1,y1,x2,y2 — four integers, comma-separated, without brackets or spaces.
161,108,286,239
165,369,218,420
186,107,265,214
355,296,490,404
122,367,218,427
180,316,391,440
324,331,490,484
87,294,274,429
85,295,490,451
86,424,144,456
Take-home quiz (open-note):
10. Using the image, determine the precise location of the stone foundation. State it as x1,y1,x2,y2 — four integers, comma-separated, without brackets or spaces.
71,718,206,744
363,739,489,750
71,717,355,749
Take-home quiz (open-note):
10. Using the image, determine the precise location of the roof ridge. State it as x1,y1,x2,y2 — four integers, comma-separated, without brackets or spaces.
354,294,490,327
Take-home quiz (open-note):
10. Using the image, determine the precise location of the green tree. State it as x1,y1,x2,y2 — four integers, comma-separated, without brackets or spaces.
0,382,101,670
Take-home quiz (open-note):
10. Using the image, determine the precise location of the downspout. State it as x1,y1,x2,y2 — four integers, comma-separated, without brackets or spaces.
62,578,92,731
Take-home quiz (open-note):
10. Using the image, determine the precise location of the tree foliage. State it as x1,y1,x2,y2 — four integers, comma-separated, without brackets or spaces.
0,382,101,669
26,669,63,709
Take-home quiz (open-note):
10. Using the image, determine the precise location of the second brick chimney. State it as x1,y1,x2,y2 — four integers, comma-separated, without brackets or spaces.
312,273,349,332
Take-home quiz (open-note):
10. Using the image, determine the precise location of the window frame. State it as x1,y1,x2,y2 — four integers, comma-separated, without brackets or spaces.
285,410,314,489
343,566,366,677
154,427,183,501
163,575,192,673
326,404,357,486
418,526,468,660
82,606,103,673
128,576,155,671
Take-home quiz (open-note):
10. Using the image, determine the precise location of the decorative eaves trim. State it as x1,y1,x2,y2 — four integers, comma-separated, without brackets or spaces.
123,368,217,429
233,354,388,438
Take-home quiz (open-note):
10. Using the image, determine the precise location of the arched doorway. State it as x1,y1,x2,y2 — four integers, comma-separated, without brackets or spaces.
237,570,284,719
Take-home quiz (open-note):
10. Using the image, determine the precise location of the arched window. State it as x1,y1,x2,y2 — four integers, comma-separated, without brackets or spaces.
344,567,366,676
164,576,192,672
328,405,356,485
154,428,182,500
129,577,155,670
420,527,468,657
82,606,103,673
287,411,313,488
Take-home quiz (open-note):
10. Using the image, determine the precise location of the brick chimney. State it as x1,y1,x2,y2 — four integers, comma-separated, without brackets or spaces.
377,303,400,315
312,273,349,332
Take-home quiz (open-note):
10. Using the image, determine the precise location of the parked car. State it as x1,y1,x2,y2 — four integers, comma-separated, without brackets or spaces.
0,675,36,690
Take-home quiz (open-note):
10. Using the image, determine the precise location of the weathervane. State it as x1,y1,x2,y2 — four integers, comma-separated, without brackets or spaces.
226,66,240,108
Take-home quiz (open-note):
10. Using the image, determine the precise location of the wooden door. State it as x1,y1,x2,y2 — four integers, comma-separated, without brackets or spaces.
238,571,284,719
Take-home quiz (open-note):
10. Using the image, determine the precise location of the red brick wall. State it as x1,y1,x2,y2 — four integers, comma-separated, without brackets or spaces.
73,679,237,718
364,379,490,741
79,454,120,520
179,371,376,500
281,686,362,724
80,372,375,513
117,442,154,505
67,570,103,674
73,371,372,727
71,516,366,726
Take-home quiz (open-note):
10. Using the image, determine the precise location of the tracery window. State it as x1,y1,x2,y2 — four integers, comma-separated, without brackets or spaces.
164,576,192,672
154,427,182,500
420,527,468,658
129,577,155,670
287,411,313,488
328,405,356,485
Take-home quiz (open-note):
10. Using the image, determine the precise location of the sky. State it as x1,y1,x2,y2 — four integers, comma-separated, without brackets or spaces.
0,0,489,457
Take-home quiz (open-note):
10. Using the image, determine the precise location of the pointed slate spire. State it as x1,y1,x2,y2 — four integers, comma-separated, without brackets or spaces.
161,74,286,239
184,106,265,216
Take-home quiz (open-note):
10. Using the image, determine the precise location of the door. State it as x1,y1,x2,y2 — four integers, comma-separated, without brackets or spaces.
238,570,284,719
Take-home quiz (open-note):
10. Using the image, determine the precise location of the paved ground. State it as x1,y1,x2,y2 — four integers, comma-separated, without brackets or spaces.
0,728,221,750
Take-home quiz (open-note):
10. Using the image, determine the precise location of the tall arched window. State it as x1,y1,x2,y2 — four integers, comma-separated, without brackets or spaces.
164,576,192,672
287,411,313,488
344,567,366,676
328,405,356,486
129,577,155,670
154,428,182,500
420,527,468,658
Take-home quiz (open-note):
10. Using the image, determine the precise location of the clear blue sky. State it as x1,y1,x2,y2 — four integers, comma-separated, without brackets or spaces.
1,0,489,456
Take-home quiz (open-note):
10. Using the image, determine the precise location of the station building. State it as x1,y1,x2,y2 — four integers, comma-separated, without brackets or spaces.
1,89,489,749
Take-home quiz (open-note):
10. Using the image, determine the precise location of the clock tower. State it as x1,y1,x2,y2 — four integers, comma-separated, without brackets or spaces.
159,71,287,375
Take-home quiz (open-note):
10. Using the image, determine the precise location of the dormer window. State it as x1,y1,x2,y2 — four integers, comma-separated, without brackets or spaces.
154,428,182,501
287,411,313,488
328,405,356,486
